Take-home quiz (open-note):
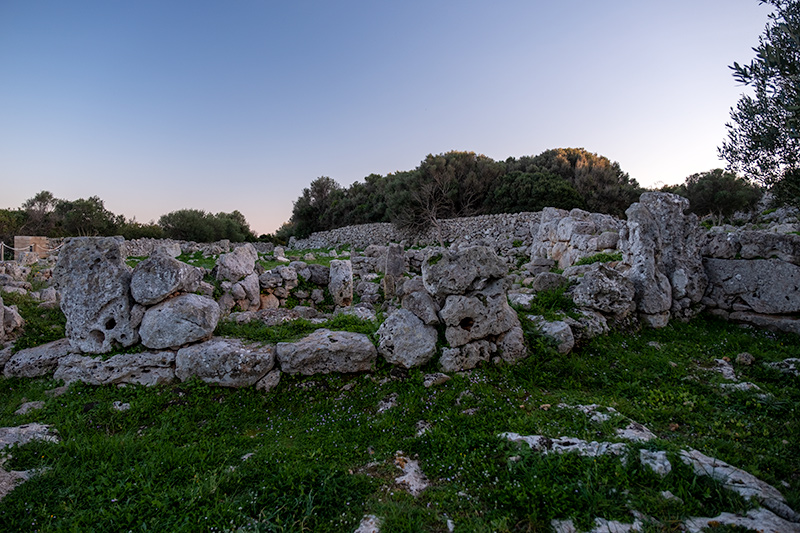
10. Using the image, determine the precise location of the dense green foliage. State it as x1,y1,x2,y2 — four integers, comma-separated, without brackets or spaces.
1,191,256,243
1,314,797,531
158,209,255,243
720,0,800,207
283,148,643,239
661,169,763,218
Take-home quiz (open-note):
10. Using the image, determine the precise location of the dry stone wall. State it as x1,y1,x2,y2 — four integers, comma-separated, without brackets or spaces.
289,212,542,251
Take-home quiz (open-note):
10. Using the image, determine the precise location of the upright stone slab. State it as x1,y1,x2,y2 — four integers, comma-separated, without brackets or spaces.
329,260,353,307
215,243,257,282
53,237,139,353
621,192,707,326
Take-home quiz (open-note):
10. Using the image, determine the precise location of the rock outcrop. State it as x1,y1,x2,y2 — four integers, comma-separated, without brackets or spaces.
377,309,437,368
53,237,140,353
139,294,221,350
621,192,707,326
276,329,376,375
176,337,275,387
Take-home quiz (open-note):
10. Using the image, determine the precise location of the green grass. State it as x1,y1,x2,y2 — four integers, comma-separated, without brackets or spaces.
1,315,798,531
1,292,66,352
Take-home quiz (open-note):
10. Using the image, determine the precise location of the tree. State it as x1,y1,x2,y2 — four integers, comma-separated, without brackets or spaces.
54,196,123,236
511,148,642,216
287,176,343,238
662,169,763,219
20,190,59,235
720,0,800,207
485,171,586,214
159,209,256,242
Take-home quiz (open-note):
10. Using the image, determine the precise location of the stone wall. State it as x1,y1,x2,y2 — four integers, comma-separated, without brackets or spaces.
288,212,542,252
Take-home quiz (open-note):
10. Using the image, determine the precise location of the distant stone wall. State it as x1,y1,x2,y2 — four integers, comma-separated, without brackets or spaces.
288,212,542,251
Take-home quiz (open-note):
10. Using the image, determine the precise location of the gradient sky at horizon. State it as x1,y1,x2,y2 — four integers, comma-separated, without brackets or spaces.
0,1,772,235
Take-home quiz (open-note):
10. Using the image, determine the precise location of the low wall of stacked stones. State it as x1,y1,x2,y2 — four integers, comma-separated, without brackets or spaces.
288,212,542,251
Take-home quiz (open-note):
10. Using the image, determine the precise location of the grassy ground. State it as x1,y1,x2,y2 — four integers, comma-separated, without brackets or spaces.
1,312,798,532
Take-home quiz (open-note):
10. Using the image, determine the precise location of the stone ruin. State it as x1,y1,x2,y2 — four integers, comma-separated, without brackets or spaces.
0,192,799,389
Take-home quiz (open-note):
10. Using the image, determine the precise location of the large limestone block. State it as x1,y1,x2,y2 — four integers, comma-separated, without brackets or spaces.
4,339,74,378
422,246,507,299
571,264,635,317
439,280,519,347
131,250,203,305
401,290,440,325
439,340,494,372
176,337,274,387
53,237,139,353
54,351,175,386
139,294,221,350
381,243,406,278
329,260,354,307
215,243,257,282
622,192,707,323
377,309,437,368
277,329,376,375
704,258,800,314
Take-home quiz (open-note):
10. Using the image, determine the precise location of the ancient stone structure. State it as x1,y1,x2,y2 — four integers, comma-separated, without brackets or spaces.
2,193,800,391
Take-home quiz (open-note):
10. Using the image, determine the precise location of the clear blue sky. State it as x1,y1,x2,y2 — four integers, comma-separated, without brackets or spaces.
0,1,771,235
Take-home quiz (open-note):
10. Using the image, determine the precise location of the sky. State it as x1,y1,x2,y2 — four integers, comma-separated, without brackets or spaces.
0,1,773,235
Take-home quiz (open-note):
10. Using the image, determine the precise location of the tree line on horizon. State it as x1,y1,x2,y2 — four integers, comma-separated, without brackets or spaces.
0,149,766,255
0,191,257,254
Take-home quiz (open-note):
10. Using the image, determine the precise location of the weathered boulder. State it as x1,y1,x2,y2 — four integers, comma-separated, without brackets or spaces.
277,329,376,375
329,260,353,307
564,310,610,342
377,309,437,368
53,237,140,353
571,263,635,317
704,258,800,314
497,325,527,363
621,192,707,325
54,351,175,386
139,294,221,350
4,339,74,378
439,280,519,347
439,340,494,372
401,281,440,325
232,272,260,312
307,263,330,286
0,423,59,448
422,246,507,299
531,272,568,293
381,243,406,278
176,337,274,387
215,243,257,282
703,230,800,265
528,316,575,354
255,368,281,392
130,249,203,305
1,304,23,338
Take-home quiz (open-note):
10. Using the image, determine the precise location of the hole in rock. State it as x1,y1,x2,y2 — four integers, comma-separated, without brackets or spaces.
105,318,117,330
459,317,475,331
89,330,105,345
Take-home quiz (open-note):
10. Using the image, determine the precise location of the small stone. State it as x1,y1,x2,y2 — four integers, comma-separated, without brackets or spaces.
112,401,131,412
423,373,450,388
13,401,45,416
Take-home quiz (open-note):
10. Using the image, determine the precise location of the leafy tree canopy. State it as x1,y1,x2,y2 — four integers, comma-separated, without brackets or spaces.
661,169,763,218
720,0,800,207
